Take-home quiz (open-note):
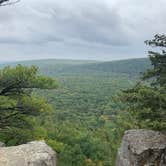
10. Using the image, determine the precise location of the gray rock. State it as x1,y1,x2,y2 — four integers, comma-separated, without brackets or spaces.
0,142,5,147
116,129,166,166
0,141,56,166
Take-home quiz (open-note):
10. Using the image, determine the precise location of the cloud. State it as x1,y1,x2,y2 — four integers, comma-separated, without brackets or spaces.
0,0,166,61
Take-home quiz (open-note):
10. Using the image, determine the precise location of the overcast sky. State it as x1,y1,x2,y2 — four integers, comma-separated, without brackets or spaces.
0,0,166,61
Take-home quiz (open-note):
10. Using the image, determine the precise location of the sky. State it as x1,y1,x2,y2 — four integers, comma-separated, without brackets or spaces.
0,0,166,61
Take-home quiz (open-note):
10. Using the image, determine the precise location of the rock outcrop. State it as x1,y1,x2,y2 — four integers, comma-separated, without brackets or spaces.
0,141,56,166
0,142,5,147
116,129,166,166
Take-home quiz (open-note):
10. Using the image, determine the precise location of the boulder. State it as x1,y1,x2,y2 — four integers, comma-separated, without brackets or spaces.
0,141,56,166
0,142,5,147
116,129,166,166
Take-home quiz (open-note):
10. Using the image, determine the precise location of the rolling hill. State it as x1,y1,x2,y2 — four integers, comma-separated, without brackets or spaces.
0,57,151,166
2,58,150,77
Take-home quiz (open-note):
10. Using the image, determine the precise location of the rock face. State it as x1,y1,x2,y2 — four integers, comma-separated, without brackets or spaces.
116,129,166,166
0,142,5,147
0,141,56,166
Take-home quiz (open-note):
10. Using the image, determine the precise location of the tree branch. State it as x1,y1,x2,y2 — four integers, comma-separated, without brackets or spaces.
0,0,20,6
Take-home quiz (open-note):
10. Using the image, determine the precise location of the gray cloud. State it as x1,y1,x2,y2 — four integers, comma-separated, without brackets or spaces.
0,0,166,61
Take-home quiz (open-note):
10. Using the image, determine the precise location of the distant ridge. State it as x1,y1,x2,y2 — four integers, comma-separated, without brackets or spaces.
0,58,150,77
12,59,98,65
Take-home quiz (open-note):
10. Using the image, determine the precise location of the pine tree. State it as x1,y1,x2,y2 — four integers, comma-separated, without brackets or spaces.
0,65,58,142
121,34,166,130
143,34,166,87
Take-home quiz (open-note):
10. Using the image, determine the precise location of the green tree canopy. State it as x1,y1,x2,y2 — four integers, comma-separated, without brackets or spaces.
143,34,166,87
0,65,58,131
121,34,166,130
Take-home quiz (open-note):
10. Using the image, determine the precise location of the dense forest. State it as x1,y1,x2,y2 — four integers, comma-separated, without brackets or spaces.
0,35,165,166
0,1,165,166
0,58,148,166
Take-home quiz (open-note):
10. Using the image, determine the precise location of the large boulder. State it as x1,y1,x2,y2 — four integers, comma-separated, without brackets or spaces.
116,129,166,166
0,141,56,166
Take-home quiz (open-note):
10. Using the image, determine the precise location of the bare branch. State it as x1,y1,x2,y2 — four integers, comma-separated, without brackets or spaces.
0,0,20,6
0,0,9,4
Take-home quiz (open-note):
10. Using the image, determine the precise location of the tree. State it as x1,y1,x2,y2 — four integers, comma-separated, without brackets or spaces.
121,34,166,130
0,0,20,6
0,65,58,142
143,34,166,87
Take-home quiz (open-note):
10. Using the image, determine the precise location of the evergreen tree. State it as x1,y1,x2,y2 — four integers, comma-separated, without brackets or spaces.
122,34,166,130
0,65,58,144
143,34,166,87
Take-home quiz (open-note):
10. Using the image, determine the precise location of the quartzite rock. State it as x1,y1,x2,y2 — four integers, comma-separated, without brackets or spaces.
0,141,56,166
116,129,166,166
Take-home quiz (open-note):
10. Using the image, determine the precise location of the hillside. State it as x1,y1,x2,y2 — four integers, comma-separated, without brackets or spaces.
2,58,150,77
0,59,97,71
47,58,150,76
0,58,151,166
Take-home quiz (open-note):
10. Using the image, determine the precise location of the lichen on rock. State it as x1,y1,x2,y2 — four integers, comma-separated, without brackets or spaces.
0,141,56,166
116,129,166,166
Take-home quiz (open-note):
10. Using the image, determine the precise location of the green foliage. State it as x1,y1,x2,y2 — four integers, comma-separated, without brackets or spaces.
122,34,166,131
8,58,150,77
144,34,166,87
0,58,148,165
0,128,34,145
122,85,166,130
0,65,58,144
0,65,58,92
34,72,136,166
47,139,65,153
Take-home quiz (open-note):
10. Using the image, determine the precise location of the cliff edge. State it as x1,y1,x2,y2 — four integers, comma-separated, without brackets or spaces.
0,141,56,166
116,129,166,166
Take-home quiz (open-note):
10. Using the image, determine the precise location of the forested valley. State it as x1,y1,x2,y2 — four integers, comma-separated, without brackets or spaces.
0,0,166,165
0,35,165,166
0,57,149,166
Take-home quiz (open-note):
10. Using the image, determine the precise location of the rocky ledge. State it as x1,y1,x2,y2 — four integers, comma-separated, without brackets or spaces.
0,141,56,166
116,129,166,166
